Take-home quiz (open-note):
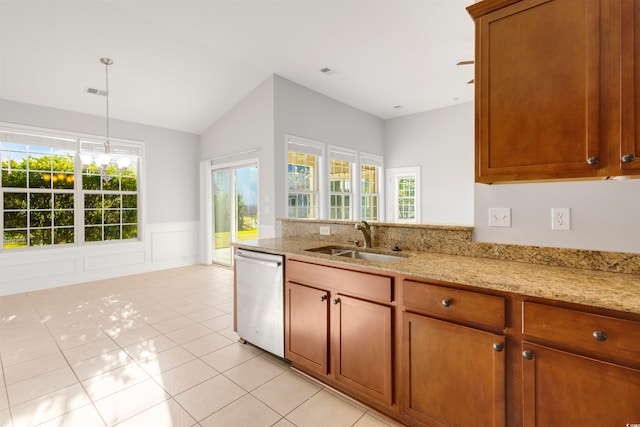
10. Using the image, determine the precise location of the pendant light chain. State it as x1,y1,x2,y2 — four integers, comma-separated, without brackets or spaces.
101,57,113,153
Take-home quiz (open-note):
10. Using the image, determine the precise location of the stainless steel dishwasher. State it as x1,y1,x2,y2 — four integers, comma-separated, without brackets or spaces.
235,248,284,357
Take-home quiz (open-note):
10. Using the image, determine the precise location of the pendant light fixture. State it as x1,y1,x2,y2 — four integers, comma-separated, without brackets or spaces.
99,57,113,182
81,57,131,182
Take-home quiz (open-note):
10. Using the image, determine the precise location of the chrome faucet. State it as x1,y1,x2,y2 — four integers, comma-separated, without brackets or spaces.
355,221,372,248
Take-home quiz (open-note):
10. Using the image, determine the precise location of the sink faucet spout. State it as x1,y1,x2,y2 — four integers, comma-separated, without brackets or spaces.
355,221,372,248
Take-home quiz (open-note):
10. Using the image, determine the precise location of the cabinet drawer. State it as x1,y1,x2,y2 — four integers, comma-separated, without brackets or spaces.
523,302,640,368
403,280,505,331
287,259,393,302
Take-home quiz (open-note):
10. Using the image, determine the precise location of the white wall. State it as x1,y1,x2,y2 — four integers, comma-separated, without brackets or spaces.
0,99,201,295
474,179,640,253
384,102,475,225
199,76,276,240
273,75,385,228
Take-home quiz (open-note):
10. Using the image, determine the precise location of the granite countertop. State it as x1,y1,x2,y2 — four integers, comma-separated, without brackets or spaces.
235,238,640,315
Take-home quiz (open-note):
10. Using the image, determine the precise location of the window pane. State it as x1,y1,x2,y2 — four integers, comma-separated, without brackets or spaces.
30,228,52,246
85,209,102,225
30,193,52,210
362,195,378,221
54,227,74,245
4,230,27,248
4,192,27,209
122,194,137,208
30,211,52,228
52,173,74,189
122,209,137,224
54,210,74,226
122,224,137,239
104,225,121,240
4,211,27,229
121,177,137,191
104,210,120,225
54,193,74,210
288,152,316,191
104,194,121,209
85,226,102,242
83,174,101,190
330,160,350,193
2,170,27,187
29,171,51,189
85,194,102,209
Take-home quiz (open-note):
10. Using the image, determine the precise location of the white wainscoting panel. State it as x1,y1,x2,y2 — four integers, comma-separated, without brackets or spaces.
0,221,200,296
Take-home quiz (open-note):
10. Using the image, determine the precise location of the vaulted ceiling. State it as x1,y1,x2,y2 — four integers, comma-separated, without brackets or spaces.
0,0,475,134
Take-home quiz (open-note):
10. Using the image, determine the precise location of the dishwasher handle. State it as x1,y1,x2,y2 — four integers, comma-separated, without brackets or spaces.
235,253,282,268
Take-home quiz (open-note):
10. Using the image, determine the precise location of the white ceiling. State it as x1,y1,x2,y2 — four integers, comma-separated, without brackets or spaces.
0,0,475,135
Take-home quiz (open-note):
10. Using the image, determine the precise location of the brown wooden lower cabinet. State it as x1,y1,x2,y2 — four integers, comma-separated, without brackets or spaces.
284,259,396,412
522,342,640,427
402,312,506,427
285,281,329,376
334,294,393,405
283,259,640,427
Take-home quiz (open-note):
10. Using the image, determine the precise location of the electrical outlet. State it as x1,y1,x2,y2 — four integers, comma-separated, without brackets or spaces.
489,208,511,227
319,226,331,236
552,208,571,231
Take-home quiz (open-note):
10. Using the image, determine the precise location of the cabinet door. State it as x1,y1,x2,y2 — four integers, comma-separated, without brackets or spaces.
285,281,329,375
522,342,640,427
621,0,640,172
476,0,601,182
403,313,505,427
333,295,393,406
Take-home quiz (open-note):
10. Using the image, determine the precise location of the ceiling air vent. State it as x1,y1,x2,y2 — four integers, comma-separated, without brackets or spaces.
85,87,107,96
320,67,336,76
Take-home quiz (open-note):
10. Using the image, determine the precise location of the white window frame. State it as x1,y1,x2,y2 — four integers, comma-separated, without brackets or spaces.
328,146,357,220
286,135,323,220
387,166,420,224
359,152,384,222
0,123,144,251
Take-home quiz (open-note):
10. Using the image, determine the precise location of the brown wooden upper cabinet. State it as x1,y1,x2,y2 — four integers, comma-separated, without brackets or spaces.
468,0,640,183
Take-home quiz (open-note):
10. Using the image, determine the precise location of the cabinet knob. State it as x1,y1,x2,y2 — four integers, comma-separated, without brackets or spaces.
493,343,503,352
587,156,599,165
333,298,341,305
621,153,635,163
320,295,327,302
522,350,533,360
441,299,452,308
592,330,607,341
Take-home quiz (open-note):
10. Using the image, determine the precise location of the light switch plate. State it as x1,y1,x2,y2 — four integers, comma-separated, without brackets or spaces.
489,208,511,227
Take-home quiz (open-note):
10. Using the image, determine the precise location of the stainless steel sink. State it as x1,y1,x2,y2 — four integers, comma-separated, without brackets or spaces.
305,246,408,263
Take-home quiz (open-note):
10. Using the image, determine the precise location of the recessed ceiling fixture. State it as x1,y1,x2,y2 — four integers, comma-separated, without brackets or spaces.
320,67,336,76
80,57,131,182
85,87,107,96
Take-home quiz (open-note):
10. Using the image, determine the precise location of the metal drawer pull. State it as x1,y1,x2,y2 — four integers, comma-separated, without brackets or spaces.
592,330,607,341
587,156,599,165
522,350,533,360
493,343,503,352
441,299,452,308
333,298,341,305
320,295,327,302
621,153,635,163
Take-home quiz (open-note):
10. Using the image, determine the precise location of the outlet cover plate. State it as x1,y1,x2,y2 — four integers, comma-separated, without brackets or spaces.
489,208,511,227
319,226,331,236
552,208,571,231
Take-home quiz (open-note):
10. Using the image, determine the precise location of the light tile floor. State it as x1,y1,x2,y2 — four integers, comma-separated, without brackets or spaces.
0,265,401,427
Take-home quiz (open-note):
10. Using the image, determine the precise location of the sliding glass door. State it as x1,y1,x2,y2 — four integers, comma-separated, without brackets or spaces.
212,163,258,266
